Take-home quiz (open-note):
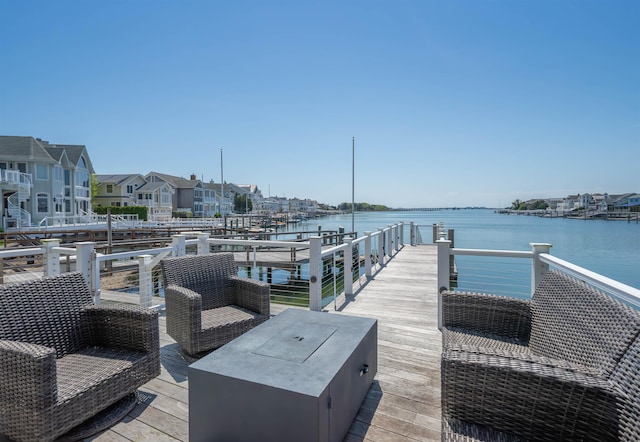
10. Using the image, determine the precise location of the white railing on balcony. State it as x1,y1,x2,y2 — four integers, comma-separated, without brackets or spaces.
3,171,32,228
0,170,32,186
0,223,405,312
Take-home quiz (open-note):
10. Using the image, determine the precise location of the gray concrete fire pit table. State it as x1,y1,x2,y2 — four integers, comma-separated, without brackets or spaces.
188,308,378,442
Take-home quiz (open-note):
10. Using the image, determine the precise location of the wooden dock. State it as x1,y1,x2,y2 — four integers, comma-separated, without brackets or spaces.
91,244,442,441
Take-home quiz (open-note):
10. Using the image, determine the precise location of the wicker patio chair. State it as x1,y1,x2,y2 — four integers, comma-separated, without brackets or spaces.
160,253,270,357
440,269,640,441
0,272,160,442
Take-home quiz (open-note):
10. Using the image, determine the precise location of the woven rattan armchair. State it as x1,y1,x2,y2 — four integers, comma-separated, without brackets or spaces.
0,272,160,442
440,270,640,441
160,253,270,357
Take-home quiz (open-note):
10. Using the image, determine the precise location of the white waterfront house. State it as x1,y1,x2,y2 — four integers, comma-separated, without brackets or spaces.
93,174,174,222
0,136,95,229
236,184,265,213
262,196,290,213
288,197,319,215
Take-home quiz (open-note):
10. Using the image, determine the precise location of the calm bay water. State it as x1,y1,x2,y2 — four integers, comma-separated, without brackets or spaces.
294,209,640,292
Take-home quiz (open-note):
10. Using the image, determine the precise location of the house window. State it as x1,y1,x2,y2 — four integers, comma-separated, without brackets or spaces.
36,164,49,180
64,170,71,186
106,184,114,193
54,194,63,213
162,188,171,204
37,193,49,213
54,165,63,181
75,156,90,198
126,185,133,194
0,163,6,170
17,163,26,173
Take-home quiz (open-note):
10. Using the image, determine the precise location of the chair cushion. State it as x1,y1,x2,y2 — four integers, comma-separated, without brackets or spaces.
56,347,148,403
443,327,530,353
443,418,525,442
201,305,263,330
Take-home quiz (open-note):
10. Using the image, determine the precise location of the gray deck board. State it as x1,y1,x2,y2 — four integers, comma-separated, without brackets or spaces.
90,244,441,441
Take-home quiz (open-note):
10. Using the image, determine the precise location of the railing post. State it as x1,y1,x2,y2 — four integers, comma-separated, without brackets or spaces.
399,222,404,246
364,231,372,279
377,228,385,266
437,239,452,330
390,225,395,253
138,254,153,308
75,242,98,303
437,240,452,293
387,226,393,258
344,238,353,297
448,229,455,276
309,237,322,311
410,222,415,246
196,232,210,255
42,239,61,276
531,243,552,295
171,234,186,256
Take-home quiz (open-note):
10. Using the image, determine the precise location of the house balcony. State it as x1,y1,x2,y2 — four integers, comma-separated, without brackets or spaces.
0,169,32,187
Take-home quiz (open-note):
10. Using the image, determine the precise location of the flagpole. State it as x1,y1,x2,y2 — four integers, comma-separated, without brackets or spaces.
220,149,224,216
352,137,355,235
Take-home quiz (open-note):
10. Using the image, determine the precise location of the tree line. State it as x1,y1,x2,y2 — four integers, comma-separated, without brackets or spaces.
338,202,390,212
510,199,549,210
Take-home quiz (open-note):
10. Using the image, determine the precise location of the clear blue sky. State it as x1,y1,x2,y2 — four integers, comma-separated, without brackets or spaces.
1,0,638,208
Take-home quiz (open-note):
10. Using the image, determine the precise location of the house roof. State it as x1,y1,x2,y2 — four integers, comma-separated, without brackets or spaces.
224,183,246,194
95,174,143,186
56,144,94,172
146,171,180,186
0,136,95,173
0,136,57,163
145,172,205,190
237,184,259,194
610,193,636,204
137,181,173,192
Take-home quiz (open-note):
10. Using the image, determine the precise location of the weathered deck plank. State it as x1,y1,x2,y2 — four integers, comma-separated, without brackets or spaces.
90,244,441,441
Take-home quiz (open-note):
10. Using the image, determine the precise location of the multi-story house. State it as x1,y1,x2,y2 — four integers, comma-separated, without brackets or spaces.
263,196,289,213
236,184,264,213
201,182,218,217
592,193,609,212
206,183,236,215
135,181,175,221
545,198,565,213
93,174,174,222
288,198,301,214
298,198,319,214
94,174,147,207
146,172,209,217
611,193,640,212
0,136,94,229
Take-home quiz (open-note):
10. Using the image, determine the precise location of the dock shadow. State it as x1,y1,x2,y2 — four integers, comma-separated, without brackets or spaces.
160,343,190,383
